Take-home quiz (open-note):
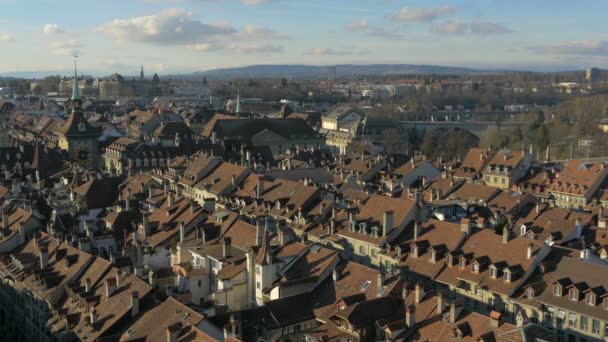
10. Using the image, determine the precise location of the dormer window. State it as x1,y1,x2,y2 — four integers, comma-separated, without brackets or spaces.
429,249,436,263
586,293,596,306
504,271,512,283
526,287,535,299
553,284,562,296
459,258,466,269
472,262,479,274
569,288,578,301
527,230,535,240
446,254,454,267
490,267,498,279
603,297,608,310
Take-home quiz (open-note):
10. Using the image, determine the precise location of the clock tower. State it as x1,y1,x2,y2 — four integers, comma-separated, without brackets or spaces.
58,58,102,169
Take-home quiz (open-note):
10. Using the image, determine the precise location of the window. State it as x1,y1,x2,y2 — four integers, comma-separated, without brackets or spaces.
459,259,466,269
553,284,562,296
197,280,202,288
472,263,479,273
411,246,418,258
446,254,453,266
78,122,86,131
256,266,261,275
568,313,577,326
429,250,436,262
359,245,366,255
490,268,498,278
505,272,512,282
256,281,260,289
580,315,588,330
586,294,595,306
569,289,578,301
526,288,535,299
494,177,498,183
371,249,377,258
591,319,599,334
501,178,506,185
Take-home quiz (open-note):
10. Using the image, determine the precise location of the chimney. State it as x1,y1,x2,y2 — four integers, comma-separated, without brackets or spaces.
377,272,385,288
414,221,419,240
460,218,470,235
130,291,140,317
148,186,153,199
167,323,181,342
2,208,9,229
179,223,185,244
332,268,339,282
405,305,415,327
256,176,264,198
105,277,117,298
142,214,150,238
231,174,236,188
89,310,98,325
85,278,92,293
167,193,174,206
256,217,264,246
490,311,501,328
415,283,424,304
402,283,409,300
536,203,540,214
329,219,336,235
437,291,446,315
39,247,49,269
383,210,394,237
223,237,232,258
502,227,509,244
449,303,456,324
526,243,533,259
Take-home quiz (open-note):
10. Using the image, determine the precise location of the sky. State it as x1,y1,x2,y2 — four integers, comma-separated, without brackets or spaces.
0,0,607,76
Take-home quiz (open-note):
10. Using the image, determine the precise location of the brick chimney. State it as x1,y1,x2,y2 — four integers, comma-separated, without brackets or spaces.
437,291,446,315
405,305,415,327
502,227,509,244
85,278,92,293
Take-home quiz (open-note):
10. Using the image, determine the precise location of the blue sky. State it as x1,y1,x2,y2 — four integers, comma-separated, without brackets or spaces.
0,0,607,76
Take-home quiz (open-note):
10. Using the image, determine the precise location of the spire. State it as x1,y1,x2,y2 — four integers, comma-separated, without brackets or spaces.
71,55,81,103
235,86,242,114
139,65,144,80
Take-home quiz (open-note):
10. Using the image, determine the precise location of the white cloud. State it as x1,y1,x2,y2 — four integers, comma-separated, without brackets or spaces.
95,8,236,45
43,24,64,35
528,40,608,56
470,21,511,36
188,42,283,54
431,20,512,36
392,5,455,22
345,19,369,31
240,0,277,5
431,20,467,35
0,33,13,44
49,39,84,56
305,47,369,56
237,25,289,40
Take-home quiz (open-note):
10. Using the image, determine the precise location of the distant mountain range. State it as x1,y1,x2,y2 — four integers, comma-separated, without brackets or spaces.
175,64,491,80
2,63,585,80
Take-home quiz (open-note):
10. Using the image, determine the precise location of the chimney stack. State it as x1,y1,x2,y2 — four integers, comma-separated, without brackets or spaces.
449,303,456,324
414,221,419,240
383,210,394,237
526,243,533,259
85,278,92,293
179,223,185,244
167,323,181,342
437,291,446,315
89,310,98,325
223,237,232,258
256,176,264,198
377,272,385,288
167,193,174,206
415,283,424,304
405,305,415,327
256,217,264,246
502,227,509,244
105,277,117,298
131,291,140,317
39,246,49,269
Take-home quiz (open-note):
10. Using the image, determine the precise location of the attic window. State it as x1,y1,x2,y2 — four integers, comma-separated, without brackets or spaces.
78,122,86,132
459,258,466,269
504,271,512,283
429,249,436,263
553,284,562,297
569,288,578,301
446,254,454,267
490,267,498,279
586,293,596,306
526,287,535,299
472,263,479,274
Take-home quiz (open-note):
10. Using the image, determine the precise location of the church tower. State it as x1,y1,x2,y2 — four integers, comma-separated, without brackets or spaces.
139,65,144,81
57,57,102,169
